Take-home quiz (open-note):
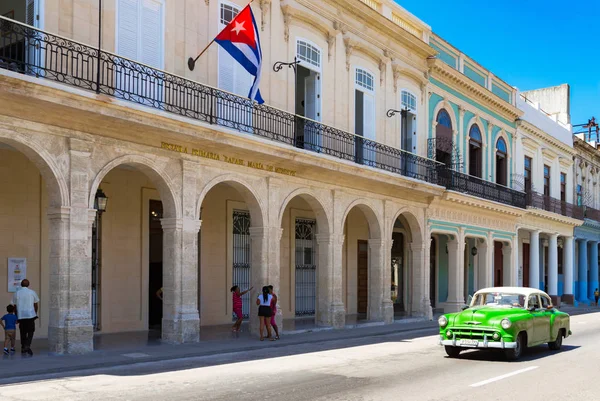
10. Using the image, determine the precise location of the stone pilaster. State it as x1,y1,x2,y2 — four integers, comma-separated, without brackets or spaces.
410,241,431,319
381,238,394,324
316,233,345,328
446,230,465,312
160,218,201,343
368,239,385,322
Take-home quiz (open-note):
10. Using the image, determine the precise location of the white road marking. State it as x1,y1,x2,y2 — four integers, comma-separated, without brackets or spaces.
469,366,539,388
122,353,150,358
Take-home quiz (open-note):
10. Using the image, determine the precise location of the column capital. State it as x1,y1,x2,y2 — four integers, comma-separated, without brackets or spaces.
549,233,559,240
47,206,71,220
410,242,425,252
161,218,202,233
87,208,98,224
578,238,589,244
316,233,344,246
248,226,282,239
368,238,385,249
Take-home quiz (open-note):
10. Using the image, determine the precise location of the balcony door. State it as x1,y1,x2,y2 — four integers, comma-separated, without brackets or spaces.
217,2,253,133
295,40,322,151
116,0,164,106
495,137,507,186
468,124,483,178
354,68,376,166
0,0,42,72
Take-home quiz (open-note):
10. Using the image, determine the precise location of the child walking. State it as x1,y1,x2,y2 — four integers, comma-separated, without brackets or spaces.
231,285,253,332
267,285,279,340
1,305,17,355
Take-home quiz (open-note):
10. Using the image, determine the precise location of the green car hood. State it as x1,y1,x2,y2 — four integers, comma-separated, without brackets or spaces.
452,306,527,326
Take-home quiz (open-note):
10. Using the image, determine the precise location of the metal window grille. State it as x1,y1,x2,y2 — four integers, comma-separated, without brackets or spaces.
295,219,316,316
232,210,251,319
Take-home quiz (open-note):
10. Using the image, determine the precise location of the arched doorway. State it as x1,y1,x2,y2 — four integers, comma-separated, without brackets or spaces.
88,157,179,341
496,137,508,186
435,109,453,167
390,211,425,319
468,124,483,178
197,178,264,334
342,203,382,323
278,191,330,330
0,137,65,350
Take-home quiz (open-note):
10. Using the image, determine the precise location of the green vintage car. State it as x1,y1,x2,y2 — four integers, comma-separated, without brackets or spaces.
438,287,571,360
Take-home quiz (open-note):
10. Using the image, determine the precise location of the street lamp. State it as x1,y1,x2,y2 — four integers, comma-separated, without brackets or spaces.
94,188,108,214
273,57,301,74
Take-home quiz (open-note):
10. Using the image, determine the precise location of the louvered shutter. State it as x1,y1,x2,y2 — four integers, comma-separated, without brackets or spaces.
26,0,36,26
363,93,375,140
140,0,163,68
117,0,139,60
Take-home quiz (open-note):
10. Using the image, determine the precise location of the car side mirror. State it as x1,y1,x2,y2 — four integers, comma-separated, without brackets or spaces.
528,306,535,312
461,304,469,311
546,305,554,310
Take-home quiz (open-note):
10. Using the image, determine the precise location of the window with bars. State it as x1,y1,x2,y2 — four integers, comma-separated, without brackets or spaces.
297,40,321,69
295,218,316,317
232,210,251,319
401,90,417,112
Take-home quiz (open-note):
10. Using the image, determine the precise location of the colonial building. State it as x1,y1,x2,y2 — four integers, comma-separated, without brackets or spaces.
426,34,525,313
0,0,454,354
513,86,581,306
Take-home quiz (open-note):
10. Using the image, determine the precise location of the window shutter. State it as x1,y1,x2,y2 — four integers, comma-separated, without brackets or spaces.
218,47,236,93
117,0,139,60
140,0,163,68
26,0,36,26
363,93,376,140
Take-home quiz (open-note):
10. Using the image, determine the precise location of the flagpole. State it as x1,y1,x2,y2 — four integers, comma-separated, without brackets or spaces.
188,0,256,71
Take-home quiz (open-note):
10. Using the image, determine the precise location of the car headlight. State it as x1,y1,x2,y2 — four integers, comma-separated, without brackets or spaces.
438,316,448,327
501,319,512,329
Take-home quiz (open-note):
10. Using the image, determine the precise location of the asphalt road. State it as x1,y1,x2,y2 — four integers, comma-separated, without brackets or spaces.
1,312,598,401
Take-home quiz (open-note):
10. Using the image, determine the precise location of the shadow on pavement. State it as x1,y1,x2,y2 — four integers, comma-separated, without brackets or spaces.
446,344,580,363
0,326,439,385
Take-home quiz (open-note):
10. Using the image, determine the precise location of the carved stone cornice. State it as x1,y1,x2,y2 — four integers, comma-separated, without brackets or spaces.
429,204,519,233
427,58,523,122
441,191,524,217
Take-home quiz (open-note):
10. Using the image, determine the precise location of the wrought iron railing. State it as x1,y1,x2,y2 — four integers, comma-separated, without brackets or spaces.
526,192,584,220
583,206,600,222
0,17,529,209
440,168,527,208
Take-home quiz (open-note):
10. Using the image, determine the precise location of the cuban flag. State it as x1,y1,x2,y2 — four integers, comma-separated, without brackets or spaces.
215,5,264,104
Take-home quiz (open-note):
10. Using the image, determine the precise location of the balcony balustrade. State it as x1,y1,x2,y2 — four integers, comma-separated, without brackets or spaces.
526,192,584,220
0,16,531,210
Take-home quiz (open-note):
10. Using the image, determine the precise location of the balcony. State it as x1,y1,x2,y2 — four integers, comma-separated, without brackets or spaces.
526,192,584,220
439,169,527,208
0,17,529,210
583,206,600,222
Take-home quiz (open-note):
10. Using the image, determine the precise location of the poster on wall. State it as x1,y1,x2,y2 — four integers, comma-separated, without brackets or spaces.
8,258,27,293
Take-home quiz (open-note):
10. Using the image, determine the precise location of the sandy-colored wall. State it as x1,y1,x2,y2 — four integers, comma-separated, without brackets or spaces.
0,149,48,337
344,208,369,315
279,197,315,320
199,184,246,326
99,167,157,333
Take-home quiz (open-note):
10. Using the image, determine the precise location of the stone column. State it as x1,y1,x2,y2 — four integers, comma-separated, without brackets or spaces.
446,233,465,312
160,218,201,343
249,227,270,335
589,241,599,300
476,238,488,289
502,242,513,286
562,236,575,304
578,239,588,302
316,233,345,328
548,233,559,303
47,207,94,354
381,238,394,324
410,242,431,319
368,239,385,322
529,230,540,290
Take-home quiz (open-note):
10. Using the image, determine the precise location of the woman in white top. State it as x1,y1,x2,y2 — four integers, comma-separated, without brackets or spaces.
256,286,274,341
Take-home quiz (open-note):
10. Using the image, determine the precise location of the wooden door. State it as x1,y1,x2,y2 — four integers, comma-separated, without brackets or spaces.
494,242,503,287
522,243,530,288
357,240,369,315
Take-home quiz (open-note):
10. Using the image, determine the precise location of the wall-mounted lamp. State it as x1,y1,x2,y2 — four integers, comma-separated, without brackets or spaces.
94,189,108,214
471,246,478,256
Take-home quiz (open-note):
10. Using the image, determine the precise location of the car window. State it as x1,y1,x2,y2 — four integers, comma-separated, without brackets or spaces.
541,295,552,308
528,295,540,309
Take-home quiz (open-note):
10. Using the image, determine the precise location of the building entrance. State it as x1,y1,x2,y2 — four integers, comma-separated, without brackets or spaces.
148,199,163,331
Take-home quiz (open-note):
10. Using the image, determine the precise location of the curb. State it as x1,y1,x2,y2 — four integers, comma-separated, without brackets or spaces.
1,322,439,380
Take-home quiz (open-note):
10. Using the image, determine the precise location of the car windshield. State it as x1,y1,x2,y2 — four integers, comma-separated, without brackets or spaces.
471,292,525,308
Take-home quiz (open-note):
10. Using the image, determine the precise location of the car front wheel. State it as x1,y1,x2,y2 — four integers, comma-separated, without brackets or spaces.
444,346,461,358
548,330,563,350
505,333,524,361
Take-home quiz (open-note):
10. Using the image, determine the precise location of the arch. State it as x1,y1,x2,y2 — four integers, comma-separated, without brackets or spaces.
436,109,452,129
89,154,180,219
0,131,68,208
430,100,458,136
278,188,331,235
355,67,375,93
494,131,511,186
389,208,423,245
401,89,418,113
341,199,382,240
466,119,485,178
296,38,322,72
196,174,266,227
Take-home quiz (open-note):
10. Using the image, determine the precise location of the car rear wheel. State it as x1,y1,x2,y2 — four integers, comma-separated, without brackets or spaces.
548,330,563,350
444,346,461,358
505,333,524,361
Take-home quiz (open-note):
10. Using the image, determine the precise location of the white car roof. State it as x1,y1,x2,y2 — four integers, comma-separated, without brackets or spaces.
474,287,549,297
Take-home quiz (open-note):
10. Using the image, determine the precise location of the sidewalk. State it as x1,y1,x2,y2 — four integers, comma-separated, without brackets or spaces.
0,318,438,380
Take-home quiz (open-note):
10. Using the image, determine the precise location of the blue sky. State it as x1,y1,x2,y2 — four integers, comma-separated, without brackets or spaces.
397,0,599,128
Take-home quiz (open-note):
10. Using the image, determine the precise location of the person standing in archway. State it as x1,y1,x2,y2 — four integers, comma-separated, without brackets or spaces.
11,279,39,356
267,285,279,340
256,286,273,341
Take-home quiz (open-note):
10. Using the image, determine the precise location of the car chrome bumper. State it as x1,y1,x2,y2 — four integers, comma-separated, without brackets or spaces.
439,335,517,349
